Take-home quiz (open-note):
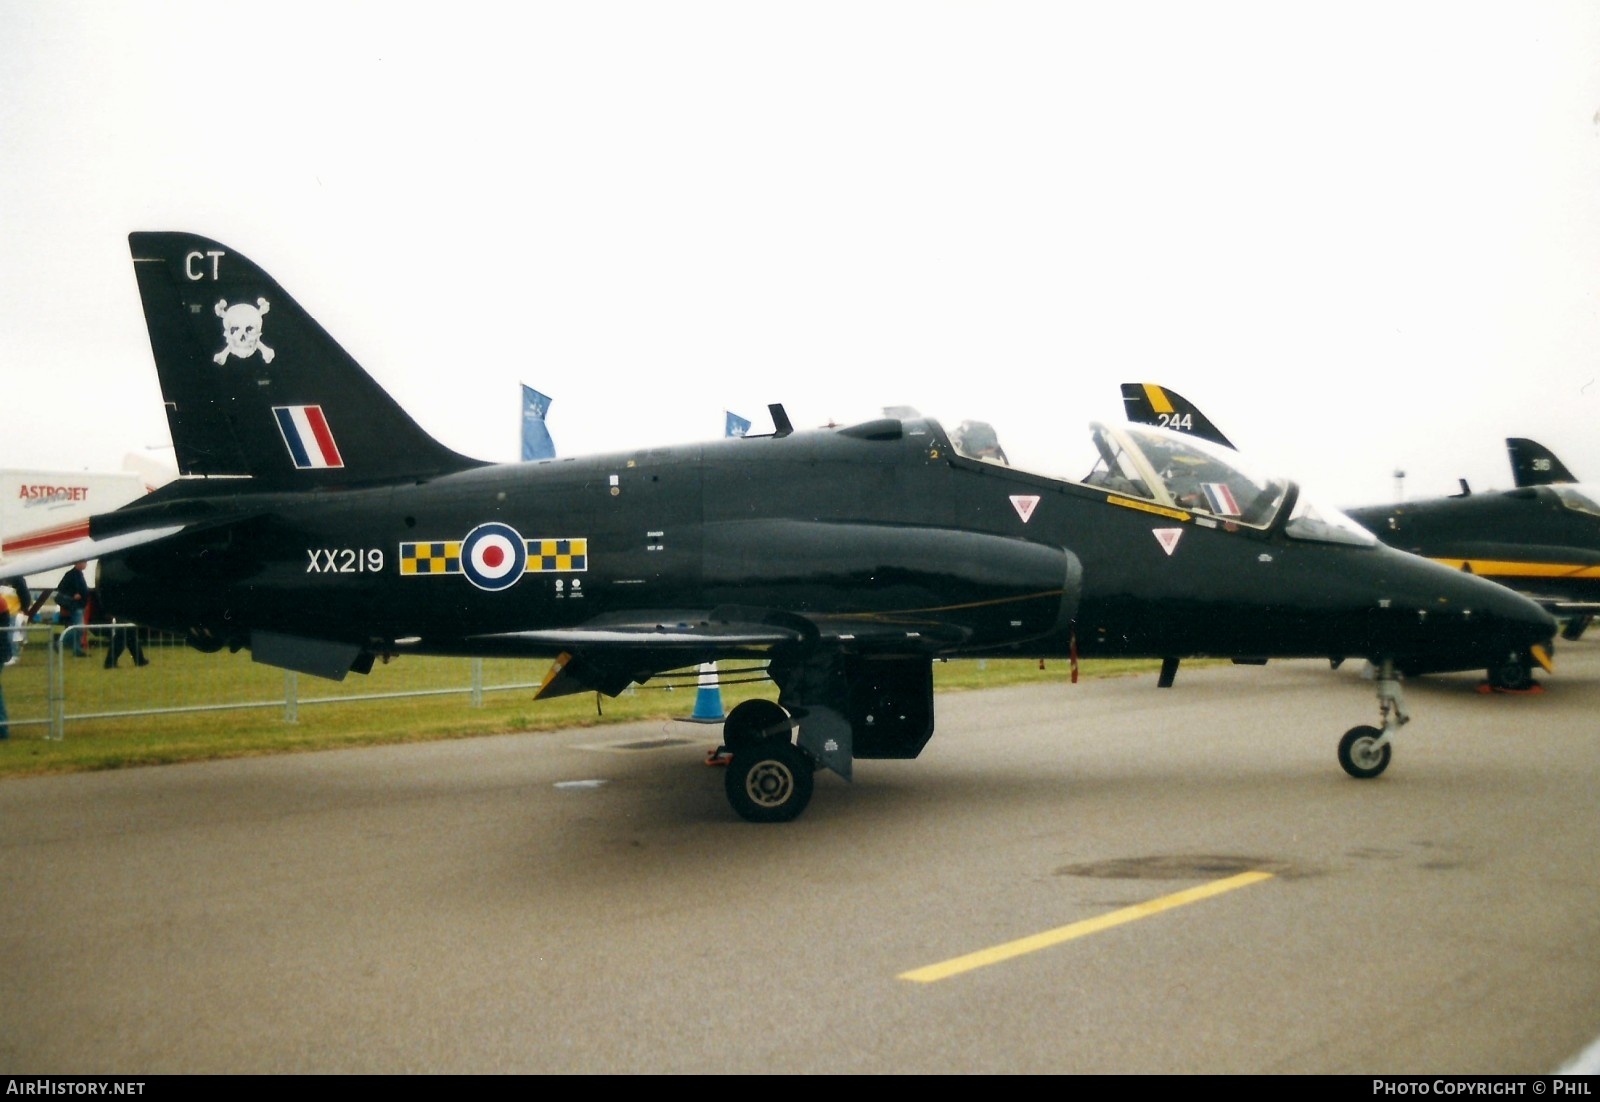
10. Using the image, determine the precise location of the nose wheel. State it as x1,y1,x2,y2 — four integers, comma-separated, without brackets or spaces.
1338,725,1391,778
1339,659,1405,779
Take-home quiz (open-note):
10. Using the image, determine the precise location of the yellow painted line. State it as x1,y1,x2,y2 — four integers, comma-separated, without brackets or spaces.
898,870,1274,983
1431,558,1600,580
1106,495,1191,521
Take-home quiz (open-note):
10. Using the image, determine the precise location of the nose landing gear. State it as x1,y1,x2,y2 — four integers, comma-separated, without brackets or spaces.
1339,659,1407,779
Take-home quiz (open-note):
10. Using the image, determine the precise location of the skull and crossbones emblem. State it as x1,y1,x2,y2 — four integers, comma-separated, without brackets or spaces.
213,298,275,365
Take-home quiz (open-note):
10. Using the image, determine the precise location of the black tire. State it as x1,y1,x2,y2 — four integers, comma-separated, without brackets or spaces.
721,698,790,751
1338,725,1391,779
724,740,814,823
1486,657,1534,692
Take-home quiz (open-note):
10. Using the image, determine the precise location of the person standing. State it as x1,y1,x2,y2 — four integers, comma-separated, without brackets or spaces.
101,591,149,669
1,581,21,666
56,562,91,658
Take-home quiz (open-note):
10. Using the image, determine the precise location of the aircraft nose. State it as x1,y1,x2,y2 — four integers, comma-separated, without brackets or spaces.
1474,570,1556,638
1373,549,1557,679
1485,575,1558,656
1434,561,1557,672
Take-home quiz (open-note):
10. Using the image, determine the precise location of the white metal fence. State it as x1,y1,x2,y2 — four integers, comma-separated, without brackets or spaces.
6,623,550,741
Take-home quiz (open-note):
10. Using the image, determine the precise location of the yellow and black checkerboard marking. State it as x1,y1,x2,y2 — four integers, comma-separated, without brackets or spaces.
528,538,587,572
400,541,462,576
399,536,588,577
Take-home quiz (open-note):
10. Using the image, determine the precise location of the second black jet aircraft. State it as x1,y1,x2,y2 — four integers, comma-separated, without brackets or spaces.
1122,382,1586,684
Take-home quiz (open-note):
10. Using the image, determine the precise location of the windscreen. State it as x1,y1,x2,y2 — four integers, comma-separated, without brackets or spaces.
1553,485,1600,518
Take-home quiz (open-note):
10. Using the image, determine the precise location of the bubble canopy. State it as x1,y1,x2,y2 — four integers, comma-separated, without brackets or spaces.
942,416,1375,547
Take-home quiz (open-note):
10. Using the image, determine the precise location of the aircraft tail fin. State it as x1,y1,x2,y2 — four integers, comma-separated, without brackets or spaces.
129,233,486,490
1507,437,1577,488
1119,383,1235,449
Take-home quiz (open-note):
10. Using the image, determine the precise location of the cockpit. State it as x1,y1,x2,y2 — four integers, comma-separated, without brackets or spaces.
1550,484,1600,518
942,415,1374,547
1081,421,1289,525
949,419,1010,465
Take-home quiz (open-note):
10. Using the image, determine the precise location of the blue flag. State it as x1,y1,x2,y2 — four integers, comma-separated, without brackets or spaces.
521,385,556,461
725,411,751,438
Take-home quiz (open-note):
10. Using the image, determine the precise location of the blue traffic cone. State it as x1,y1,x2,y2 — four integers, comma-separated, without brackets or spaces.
686,662,725,722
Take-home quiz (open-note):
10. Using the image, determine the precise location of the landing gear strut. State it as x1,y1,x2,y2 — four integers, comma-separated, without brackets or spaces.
713,652,936,822
1339,658,1406,779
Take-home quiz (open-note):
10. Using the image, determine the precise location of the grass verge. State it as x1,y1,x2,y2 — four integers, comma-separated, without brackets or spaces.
0,637,1172,778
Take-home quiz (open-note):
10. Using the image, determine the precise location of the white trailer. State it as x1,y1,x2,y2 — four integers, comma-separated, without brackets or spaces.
0,467,162,599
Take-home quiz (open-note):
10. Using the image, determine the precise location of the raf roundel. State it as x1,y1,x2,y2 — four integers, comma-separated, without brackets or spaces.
460,522,528,591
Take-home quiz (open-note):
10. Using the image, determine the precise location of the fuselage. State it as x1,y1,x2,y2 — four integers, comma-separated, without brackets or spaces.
95,416,1555,682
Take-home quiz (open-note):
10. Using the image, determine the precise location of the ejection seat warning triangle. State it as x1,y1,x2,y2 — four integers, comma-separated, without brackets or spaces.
1153,528,1183,556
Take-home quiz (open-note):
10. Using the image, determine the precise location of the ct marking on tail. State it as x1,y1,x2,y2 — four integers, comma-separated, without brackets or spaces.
184,248,225,280
274,405,345,469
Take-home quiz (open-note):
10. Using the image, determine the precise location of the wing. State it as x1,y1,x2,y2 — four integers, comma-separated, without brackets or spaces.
469,607,972,698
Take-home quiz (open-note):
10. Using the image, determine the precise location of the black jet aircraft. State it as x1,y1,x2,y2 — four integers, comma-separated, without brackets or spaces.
1350,438,1600,646
5,236,1558,822
1122,381,1588,675
1496,437,1596,635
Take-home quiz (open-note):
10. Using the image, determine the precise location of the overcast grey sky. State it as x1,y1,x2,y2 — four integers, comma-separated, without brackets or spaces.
4,1,1598,509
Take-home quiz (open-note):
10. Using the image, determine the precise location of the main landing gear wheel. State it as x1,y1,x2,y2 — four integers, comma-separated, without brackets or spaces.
1338,725,1391,779
725,740,815,823
1486,657,1535,692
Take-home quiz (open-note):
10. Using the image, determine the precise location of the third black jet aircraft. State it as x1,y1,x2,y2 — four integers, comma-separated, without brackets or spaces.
1348,438,1600,647
1,240,1559,821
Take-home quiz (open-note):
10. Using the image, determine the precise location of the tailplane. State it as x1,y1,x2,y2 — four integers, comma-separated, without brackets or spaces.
129,232,485,490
